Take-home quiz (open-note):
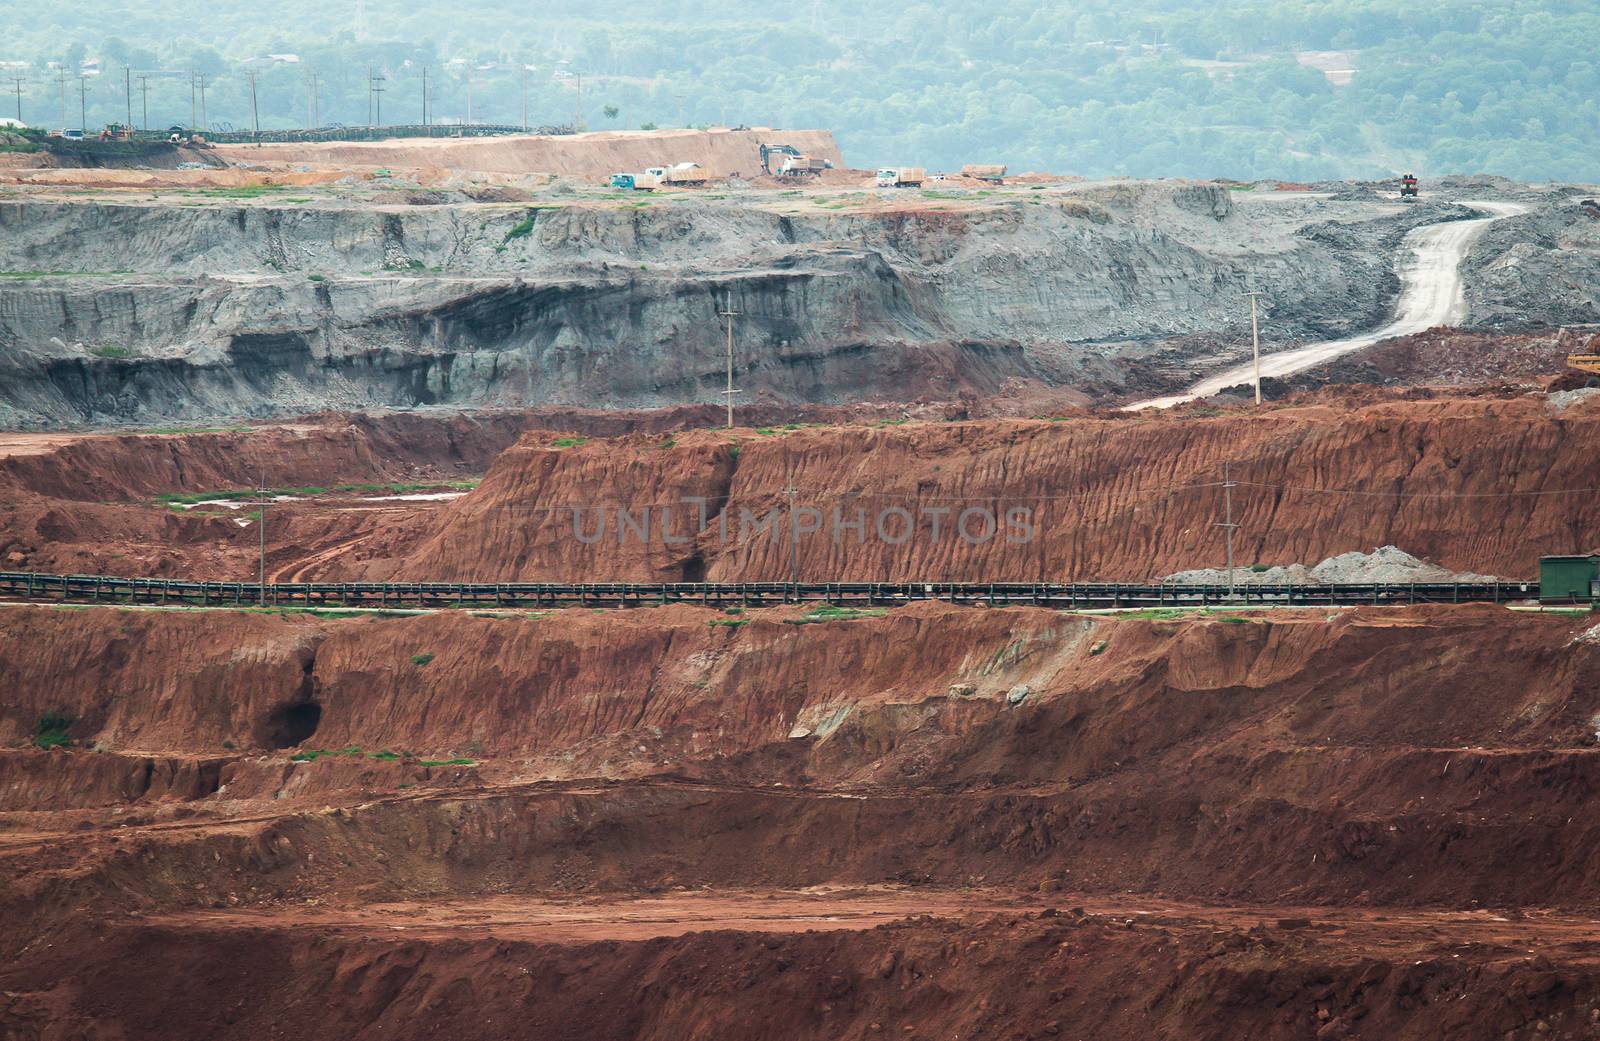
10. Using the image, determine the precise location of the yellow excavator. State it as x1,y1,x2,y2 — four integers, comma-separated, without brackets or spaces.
1564,327,1600,378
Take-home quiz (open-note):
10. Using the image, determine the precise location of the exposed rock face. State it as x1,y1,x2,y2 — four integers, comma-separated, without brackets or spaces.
381,398,1598,583
1463,199,1600,328
0,187,1453,427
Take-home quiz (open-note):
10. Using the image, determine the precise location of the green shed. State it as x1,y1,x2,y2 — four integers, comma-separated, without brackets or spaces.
1540,555,1600,602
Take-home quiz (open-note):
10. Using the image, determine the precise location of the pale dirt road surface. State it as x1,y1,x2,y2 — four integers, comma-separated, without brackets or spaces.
1128,200,1530,409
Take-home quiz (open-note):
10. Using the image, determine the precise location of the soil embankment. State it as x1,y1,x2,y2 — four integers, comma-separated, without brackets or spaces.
377,397,1600,583
5,601,1600,1038
3,396,1596,582
212,127,845,181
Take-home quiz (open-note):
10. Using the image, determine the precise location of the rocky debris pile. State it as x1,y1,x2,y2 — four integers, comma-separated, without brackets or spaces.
1463,200,1600,329
1549,387,1600,410
1164,545,1503,585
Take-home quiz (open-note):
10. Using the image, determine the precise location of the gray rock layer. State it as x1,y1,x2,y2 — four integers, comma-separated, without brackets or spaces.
0,185,1459,427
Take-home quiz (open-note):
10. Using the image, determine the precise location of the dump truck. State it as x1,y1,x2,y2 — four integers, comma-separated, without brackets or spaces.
961,163,1007,184
778,155,832,177
629,167,668,190
1400,173,1419,199
875,166,925,188
610,172,636,189
662,161,707,187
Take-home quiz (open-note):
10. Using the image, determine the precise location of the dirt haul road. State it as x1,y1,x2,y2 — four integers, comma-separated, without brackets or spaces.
1129,201,1529,409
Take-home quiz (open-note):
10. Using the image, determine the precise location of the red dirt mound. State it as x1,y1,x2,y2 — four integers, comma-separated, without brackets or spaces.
377,397,1599,583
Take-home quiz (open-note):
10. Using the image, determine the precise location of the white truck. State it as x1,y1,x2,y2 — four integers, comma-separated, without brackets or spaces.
778,155,833,177
875,166,925,188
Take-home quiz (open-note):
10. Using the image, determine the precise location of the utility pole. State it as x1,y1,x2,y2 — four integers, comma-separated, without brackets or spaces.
198,74,207,130
372,70,384,127
719,298,740,429
306,71,319,129
138,75,148,130
421,66,428,127
190,71,196,129
1246,290,1263,405
11,78,20,123
1216,461,1239,601
785,484,800,593
78,75,86,133
257,472,268,606
123,66,131,127
248,69,260,139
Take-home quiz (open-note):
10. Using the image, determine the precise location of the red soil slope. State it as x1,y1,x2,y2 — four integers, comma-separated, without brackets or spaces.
381,396,1600,583
4,601,1600,1038
5,602,1600,908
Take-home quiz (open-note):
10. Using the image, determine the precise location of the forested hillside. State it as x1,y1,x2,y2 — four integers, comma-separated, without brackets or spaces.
3,0,1595,181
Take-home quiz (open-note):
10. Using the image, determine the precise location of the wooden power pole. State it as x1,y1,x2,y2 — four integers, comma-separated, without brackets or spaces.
1246,290,1263,405
719,299,741,429
248,70,260,138
1217,461,1239,601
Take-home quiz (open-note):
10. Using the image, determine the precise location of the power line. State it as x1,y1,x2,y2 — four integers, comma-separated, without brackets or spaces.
1235,481,1600,499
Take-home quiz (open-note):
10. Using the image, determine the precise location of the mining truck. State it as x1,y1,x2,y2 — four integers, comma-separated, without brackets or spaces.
662,162,708,187
1400,173,1419,199
875,166,925,188
778,155,832,177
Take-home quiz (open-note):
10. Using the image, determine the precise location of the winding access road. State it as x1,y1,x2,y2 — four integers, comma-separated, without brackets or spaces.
1128,201,1528,409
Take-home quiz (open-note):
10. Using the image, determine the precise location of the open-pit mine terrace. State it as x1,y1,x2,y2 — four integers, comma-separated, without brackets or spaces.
5,396,1600,1039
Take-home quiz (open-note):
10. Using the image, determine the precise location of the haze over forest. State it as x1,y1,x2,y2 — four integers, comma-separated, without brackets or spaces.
3,0,1594,181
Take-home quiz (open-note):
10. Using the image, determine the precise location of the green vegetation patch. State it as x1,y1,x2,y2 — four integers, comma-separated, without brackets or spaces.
410,652,435,666
785,605,889,625
34,715,72,749
551,437,589,448
503,212,538,241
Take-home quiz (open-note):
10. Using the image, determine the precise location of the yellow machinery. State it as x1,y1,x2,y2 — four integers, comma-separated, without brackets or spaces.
1564,326,1600,376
